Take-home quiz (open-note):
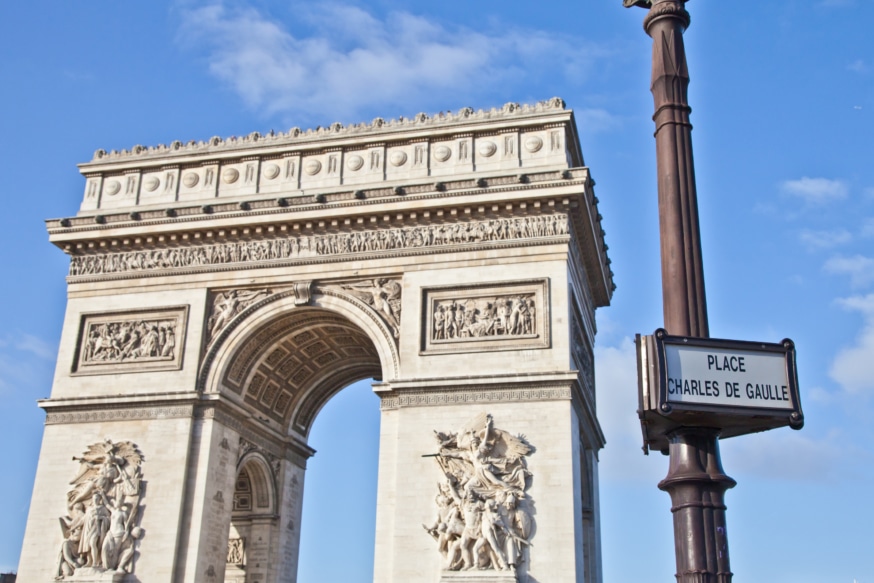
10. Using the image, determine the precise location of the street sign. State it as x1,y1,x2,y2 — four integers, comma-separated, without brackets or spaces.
637,329,803,453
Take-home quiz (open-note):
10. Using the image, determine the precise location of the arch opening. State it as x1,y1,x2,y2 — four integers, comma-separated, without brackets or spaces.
297,379,381,583
214,305,385,438
212,301,387,583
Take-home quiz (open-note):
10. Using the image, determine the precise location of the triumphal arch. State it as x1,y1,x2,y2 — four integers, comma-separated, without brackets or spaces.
19,98,613,583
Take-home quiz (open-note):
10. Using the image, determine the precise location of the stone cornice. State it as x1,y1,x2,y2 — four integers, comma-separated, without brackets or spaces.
39,392,315,463
81,98,571,166
71,102,585,218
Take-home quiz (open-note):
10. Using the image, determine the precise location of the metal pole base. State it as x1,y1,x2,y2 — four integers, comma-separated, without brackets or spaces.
658,428,735,583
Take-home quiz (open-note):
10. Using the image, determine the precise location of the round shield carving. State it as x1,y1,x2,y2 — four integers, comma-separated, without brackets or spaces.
433,145,452,162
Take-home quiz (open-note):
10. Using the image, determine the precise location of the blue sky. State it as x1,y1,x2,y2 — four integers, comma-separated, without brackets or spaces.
1,1,872,581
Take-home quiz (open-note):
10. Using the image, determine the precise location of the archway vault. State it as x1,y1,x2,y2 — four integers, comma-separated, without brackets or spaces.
202,284,395,438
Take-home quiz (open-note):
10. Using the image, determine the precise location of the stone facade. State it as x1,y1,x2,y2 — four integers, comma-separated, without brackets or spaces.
20,99,611,583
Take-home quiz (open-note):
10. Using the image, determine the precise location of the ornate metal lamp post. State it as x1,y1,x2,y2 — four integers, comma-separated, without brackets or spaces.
624,1,736,581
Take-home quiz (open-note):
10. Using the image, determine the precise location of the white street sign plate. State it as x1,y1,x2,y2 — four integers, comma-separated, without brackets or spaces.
665,344,793,409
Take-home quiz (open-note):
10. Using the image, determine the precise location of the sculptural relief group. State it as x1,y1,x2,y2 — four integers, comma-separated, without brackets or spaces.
56,440,145,580
433,294,536,341
425,414,534,573
81,319,178,364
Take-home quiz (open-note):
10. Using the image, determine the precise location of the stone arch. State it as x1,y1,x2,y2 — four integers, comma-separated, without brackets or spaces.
235,450,277,514
201,286,398,438
226,452,279,582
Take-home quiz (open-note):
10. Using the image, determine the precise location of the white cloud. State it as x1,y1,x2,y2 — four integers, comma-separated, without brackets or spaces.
823,254,874,288
575,108,621,135
720,428,845,482
16,333,56,360
829,294,874,393
847,59,868,73
595,337,666,483
177,2,612,123
799,228,851,250
780,177,848,205
0,333,56,393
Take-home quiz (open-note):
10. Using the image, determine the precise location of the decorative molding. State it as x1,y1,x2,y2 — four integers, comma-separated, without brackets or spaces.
87,99,567,163
292,281,313,306
380,386,572,410
67,213,570,279
643,1,691,31
72,306,189,375
422,279,549,355
45,404,194,425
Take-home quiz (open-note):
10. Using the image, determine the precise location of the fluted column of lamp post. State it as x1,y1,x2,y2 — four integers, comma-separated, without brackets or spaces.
624,1,735,581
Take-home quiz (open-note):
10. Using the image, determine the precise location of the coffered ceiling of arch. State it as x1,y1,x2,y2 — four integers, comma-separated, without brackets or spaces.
222,309,380,427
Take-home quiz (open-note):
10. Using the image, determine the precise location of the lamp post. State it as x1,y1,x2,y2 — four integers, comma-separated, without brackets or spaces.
624,1,736,581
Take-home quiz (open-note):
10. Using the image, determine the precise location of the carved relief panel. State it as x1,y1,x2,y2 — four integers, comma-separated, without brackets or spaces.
72,306,189,375
421,280,549,355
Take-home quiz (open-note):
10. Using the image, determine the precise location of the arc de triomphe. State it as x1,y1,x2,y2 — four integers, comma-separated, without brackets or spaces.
19,98,613,583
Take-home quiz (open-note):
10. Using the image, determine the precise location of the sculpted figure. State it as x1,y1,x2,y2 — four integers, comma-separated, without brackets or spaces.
56,503,86,579
474,499,508,570
208,289,270,341
498,492,531,571
101,501,130,570
341,279,402,338
433,306,446,340
80,494,110,567
227,537,245,565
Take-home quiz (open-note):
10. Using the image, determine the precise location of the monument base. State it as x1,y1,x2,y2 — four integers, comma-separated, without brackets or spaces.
440,570,518,583
65,567,126,582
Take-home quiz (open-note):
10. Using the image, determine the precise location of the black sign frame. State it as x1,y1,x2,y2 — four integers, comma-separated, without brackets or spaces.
636,329,804,454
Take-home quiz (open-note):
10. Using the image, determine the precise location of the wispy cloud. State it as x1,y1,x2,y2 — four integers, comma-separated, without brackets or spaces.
799,228,851,250
0,333,56,393
177,2,613,123
780,177,848,205
16,334,56,360
847,59,869,73
596,337,665,483
861,218,874,238
721,428,847,482
830,294,874,394
824,254,874,288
